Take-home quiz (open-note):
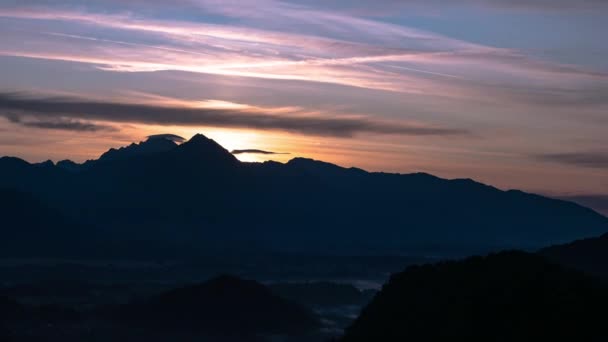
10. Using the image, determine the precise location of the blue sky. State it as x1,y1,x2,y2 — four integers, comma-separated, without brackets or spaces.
0,0,607,212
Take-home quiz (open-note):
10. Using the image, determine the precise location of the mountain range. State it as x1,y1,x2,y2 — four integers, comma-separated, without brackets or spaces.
1,133,607,259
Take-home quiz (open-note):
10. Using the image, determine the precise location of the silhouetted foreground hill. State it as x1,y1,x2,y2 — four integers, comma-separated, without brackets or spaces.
1,133,607,258
541,233,608,278
0,276,321,341
117,275,320,335
342,251,608,341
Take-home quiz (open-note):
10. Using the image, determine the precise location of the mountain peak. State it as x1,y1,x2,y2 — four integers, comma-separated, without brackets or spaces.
176,134,238,164
187,133,213,143
182,133,219,149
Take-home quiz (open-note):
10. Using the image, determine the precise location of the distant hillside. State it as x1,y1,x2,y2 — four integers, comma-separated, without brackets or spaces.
1,133,607,259
0,188,93,258
342,251,608,341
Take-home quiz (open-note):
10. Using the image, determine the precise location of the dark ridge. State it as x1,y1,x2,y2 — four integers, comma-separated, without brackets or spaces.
0,156,30,167
56,159,81,172
286,157,367,175
34,160,55,168
343,251,608,341
541,233,608,278
117,275,321,335
98,136,178,162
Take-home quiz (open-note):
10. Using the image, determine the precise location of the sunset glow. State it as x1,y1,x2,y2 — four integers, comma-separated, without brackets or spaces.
0,0,607,212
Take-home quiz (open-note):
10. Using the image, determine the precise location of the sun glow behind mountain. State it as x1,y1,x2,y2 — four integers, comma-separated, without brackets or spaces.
0,0,607,209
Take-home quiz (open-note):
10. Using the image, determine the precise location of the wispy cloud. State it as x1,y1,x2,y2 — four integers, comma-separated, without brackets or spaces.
288,0,608,13
0,0,607,200
231,149,290,155
5,113,116,132
147,134,186,143
0,6,604,100
463,0,608,11
536,152,608,169
0,92,469,138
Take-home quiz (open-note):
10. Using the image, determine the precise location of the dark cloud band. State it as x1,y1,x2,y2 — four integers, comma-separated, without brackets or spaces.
147,134,186,142
0,92,469,138
5,113,116,132
536,152,608,169
231,149,290,155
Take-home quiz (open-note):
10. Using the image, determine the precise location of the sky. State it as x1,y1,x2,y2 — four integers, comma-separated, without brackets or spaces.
0,0,607,213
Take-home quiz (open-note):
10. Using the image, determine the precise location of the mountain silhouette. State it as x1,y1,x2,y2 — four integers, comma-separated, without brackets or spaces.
98,135,179,163
116,275,320,335
56,159,82,172
540,233,608,278
0,188,96,258
1,133,607,259
342,251,608,341
176,133,238,164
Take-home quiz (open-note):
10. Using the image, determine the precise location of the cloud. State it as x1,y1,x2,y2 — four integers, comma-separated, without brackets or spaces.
231,149,290,155
5,114,117,132
147,134,186,142
0,92,469,138
536,152,608,168
5,0,607,11
471,0,608,11
1,6,604,97
291,0,608,12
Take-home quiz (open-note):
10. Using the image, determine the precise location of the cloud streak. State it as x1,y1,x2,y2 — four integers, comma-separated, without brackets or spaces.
0,92,469,138
460,0,608,11
537,152,608,169
231,149,290,155
5,114,117,132
0,0,606,200
300,0,608,12
0,6,605,100
147,134,186,142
